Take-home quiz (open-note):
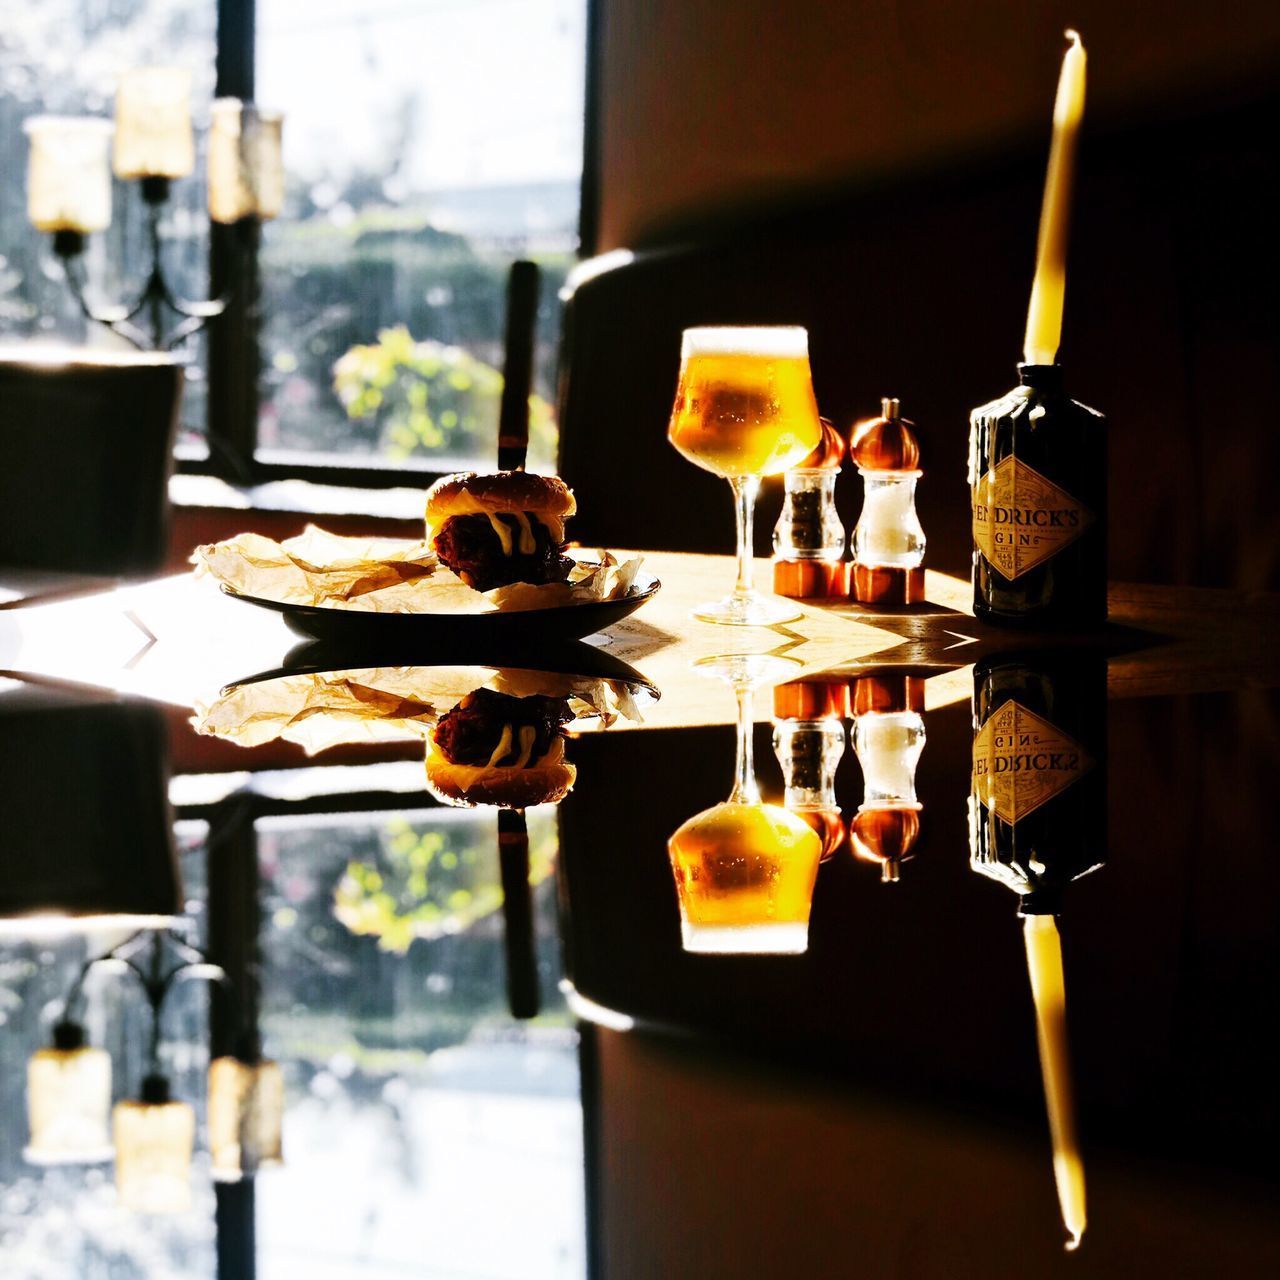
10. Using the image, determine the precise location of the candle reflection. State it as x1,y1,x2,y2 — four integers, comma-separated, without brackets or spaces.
1024,914,1087,1250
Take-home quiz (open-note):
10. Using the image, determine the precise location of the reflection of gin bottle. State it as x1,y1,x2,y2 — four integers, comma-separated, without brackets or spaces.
849,399,926,605
969,653,1106,913
848,673,925,882
968,651,1106,1254
772,678,849,861
773,418,848,600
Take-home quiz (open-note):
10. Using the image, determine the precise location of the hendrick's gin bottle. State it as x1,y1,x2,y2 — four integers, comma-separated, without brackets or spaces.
969,364,1106,628
968,652,1106,915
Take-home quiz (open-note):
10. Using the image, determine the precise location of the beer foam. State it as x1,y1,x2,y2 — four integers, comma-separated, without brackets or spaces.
681,921,810,955
681,325,809,360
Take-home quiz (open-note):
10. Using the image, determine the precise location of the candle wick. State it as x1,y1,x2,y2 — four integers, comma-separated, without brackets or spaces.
1064,28,1082,48
1065,1230,1084,1253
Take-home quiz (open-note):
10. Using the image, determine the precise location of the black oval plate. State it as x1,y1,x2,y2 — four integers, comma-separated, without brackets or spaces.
221,571,661,645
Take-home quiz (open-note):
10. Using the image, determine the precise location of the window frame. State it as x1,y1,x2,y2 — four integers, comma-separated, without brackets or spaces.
196,0,585,493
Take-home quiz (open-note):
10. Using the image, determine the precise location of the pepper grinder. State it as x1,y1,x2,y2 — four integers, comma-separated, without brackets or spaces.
849,398,926,605
772,417,848,600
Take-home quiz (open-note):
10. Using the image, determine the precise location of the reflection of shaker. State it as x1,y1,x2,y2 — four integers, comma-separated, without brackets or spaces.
772,678,849,861
968,652,1106,1254
848,674,925,882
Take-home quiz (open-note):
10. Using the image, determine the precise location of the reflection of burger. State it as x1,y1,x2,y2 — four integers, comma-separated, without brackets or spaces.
425,471,577,593
426,687,577,809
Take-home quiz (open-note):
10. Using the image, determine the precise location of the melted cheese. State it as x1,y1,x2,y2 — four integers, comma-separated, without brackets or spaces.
511,725,538,769
487,514,515,555
483,512,539,556
487,724,514,767
440,493,550,557
514,513,537,555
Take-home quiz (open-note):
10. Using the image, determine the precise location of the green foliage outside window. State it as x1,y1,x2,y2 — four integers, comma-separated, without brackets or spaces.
332,325,557,465
333,816,556,954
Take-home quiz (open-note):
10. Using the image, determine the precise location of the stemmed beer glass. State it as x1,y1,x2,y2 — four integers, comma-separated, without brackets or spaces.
667,326,823,625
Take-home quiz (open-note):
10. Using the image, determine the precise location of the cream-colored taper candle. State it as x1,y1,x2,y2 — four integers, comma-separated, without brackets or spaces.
1023,31,1087,367
1024,912,1087,1250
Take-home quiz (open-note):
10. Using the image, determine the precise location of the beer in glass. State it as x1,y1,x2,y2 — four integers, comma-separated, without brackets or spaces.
668,326,823,625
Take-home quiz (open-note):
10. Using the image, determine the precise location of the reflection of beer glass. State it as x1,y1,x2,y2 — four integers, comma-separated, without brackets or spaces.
667,655,822,953
668,327,823,626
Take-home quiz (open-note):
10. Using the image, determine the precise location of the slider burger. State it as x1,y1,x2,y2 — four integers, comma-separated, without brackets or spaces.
425,471,577,593
425,686,577,809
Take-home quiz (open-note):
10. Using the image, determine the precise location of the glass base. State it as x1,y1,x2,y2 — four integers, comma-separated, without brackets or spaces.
692,589,802,627
681,921,810,955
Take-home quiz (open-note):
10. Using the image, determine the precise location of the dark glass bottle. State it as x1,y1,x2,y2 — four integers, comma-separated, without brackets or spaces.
968,652,1106,915
969,364,1106,628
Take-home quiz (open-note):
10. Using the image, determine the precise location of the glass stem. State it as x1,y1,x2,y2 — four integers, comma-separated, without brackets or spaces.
730,474,761,599
729,681,761,805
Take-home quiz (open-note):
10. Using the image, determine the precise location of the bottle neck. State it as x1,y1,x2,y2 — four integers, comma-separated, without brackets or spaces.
1017,362,1064,392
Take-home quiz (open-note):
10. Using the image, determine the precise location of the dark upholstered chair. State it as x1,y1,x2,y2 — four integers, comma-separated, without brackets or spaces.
0,348,183,577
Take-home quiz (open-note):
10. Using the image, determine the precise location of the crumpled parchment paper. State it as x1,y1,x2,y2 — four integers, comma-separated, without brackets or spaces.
193,525,644,614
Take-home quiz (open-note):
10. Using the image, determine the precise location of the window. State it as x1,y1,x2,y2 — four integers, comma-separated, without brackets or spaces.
254,806,584,1278
0,793,585,1278
0,0,586,481
0,0,217,452
256,0,585,476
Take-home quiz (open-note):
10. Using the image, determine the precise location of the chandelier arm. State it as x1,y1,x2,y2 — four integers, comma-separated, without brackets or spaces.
60,256,154,349
56,930,146,1024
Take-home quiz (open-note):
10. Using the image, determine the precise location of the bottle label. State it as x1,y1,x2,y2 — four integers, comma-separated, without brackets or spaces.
972,456,1092,580
972,699,1092,822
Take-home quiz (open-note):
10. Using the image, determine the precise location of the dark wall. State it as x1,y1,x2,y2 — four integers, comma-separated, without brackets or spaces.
591,0,1280,252
561,90,1280,589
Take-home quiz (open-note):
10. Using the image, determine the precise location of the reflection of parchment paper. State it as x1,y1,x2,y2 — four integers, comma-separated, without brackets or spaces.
193,525,644,614
193,666,645,756
193,668,480,754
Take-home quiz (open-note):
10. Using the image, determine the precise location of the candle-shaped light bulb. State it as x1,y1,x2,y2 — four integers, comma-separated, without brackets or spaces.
25,1022,114,1165
113,1076,195,1213
1023,31,1087,366
24,117,114,237
1023,913,1086,1250
209,100,285,224
209,1056,285,1180
113,68,195,181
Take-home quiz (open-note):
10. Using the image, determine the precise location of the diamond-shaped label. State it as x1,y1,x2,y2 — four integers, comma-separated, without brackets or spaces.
972,456,1092,580
972,700,1093,823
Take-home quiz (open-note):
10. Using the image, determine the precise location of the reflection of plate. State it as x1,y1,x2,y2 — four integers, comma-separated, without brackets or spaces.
197,654,660,758
224,638,659,697
221,570,660,644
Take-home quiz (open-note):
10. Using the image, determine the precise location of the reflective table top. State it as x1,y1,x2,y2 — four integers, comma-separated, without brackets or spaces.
1,552,1277,1279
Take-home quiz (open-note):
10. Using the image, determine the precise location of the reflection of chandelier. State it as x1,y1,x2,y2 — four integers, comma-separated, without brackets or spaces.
25,930,283,1212
23,67,283,350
